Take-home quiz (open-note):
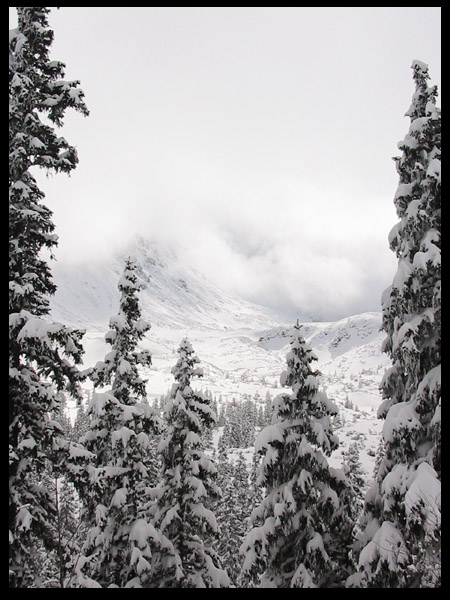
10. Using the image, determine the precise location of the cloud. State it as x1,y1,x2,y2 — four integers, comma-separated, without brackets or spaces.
145,176,400,321
19,6,437,321
37,121,399,321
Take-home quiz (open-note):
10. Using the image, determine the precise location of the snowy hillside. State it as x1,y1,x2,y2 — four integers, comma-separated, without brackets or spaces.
50,238,390,487
257,313,390,478
50,236,285,332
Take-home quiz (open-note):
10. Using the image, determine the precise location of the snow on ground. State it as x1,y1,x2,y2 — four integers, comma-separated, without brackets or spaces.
73,311,389,491
53,239,390,490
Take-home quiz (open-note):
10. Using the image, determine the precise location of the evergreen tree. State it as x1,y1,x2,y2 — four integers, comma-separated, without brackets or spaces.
263,390,273,426
240,322,353,588
201,391,215,451
354,60,441,588
372,437,385,481
341,442,366,515
214,449,255,587
257,404,265,428
339,442,366,574
228,452,255,585
249,450,264,509
214,447,235,576
241,396,257,447
217,400,226,427
152,339,229,588
9,7,88,587
74,259,168,588
31,471,82,588
219,398,257,451
219,403,238,451
44,395,84,588
72,395,92,444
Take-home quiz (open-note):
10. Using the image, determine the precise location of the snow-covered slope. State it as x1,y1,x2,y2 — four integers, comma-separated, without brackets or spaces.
50,236,284,332
256,313,389,479
50,237,389,488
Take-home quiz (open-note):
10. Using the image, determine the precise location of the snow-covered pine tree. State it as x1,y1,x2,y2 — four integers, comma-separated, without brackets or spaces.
341,442,366,517
219,397,257,451
249,450,264,513
228,452,255,586
240,322,354,588
214,446,235,577
12,392,82,588
74,259,170,588
72,395,92,444
263,390,273,426
152,339,230,588
241,396,257,447
219,403,241,451
339,442,366,569
9,7,88,588
43,394,84,588
354,60,441,589
33,469,81,588
214,449,255,587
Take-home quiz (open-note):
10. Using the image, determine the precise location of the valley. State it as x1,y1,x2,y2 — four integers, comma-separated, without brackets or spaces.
50,238,391,489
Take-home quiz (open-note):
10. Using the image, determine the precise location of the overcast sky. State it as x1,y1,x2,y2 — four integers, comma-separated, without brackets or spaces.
9,7,441,321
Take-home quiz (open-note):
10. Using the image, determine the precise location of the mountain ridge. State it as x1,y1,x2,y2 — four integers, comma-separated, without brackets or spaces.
50,236,287,332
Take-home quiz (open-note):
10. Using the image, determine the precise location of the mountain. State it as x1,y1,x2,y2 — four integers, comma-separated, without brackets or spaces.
50,236,285,332
50,237,390,488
